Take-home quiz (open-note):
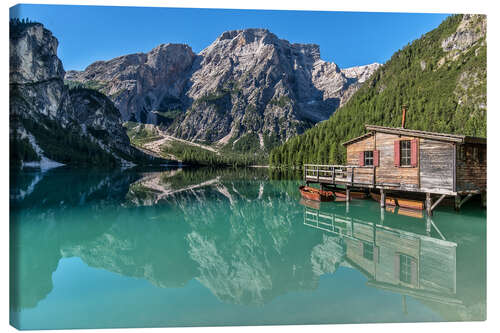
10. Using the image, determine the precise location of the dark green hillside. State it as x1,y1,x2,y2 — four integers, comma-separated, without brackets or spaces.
270,14,486,167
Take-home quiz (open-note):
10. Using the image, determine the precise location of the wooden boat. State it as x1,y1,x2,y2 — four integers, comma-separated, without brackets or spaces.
370,192,397,206
334,190,367,199
370,192,424,210
299,186,335,202
396,198,424,210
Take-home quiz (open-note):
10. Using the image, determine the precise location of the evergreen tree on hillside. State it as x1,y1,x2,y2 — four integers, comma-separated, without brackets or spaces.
270,14,486,167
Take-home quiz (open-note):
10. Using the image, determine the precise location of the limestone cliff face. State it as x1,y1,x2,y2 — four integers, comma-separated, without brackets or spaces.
66,44,196,123
176,29,379,145
66,28,380,150
10,23,69,122
10,22,160,167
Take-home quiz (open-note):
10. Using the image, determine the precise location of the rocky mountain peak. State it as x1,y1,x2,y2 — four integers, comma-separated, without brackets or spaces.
205,28,321,61
216,28,274,42
10,22,65,84
64,27,381,151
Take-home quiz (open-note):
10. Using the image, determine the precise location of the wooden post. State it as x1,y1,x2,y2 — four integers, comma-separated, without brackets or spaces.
380,207,385,224
455,195,461,211
320,183,324,191
426,220,432,236
481,191,487,208
346,187,351,201
426,193,432,217
452,144,456,192
380,189,386,208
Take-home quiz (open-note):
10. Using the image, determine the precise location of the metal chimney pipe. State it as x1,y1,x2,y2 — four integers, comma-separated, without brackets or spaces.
401,105,407,128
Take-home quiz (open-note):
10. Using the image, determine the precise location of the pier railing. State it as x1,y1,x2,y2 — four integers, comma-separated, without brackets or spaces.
303,164,375,186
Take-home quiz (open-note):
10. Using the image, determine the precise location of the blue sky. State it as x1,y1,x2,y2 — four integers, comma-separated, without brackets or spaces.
10,4,449,71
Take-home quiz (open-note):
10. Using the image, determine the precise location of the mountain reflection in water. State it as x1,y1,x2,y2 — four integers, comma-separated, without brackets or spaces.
10,167,486,329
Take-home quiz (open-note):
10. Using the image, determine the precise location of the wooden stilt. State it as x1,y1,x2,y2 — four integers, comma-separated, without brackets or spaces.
455,195,461,211
380,207,385,224
426,215,431,236
430,194,447,212
457,193,474,209
426,193,432,217
380,189,386,208
481,191,487,208
346,186,351,201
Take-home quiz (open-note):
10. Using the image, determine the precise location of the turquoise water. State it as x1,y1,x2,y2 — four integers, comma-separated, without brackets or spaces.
10,167,486,329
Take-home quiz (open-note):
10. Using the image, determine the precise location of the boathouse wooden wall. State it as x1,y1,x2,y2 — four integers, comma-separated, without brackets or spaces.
419,139,454,193
375,133,418,189
346,136,375,184
346,133,419,189
456,143,487,192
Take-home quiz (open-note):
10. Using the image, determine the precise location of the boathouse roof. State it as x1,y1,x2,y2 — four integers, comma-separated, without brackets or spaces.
342,125,486,146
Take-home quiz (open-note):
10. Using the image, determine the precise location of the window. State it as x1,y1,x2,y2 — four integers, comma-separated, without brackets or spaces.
399,254,412,284
400,140,411,166
363,242,374,261
364,151,373,166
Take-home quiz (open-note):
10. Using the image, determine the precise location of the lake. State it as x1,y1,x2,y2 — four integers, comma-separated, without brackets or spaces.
9,166,486,329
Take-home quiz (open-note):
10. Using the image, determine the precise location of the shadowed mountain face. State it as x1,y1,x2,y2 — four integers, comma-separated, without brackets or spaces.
66,28,380,149
10,167,485,323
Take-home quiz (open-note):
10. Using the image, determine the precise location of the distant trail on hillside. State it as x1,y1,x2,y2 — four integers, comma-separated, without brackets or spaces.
139,128,220,159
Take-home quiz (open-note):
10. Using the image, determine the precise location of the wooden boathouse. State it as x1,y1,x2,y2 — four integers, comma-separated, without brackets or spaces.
304,121,486,215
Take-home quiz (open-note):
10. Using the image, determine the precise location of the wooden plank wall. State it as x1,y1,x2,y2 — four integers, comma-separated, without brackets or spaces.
346,136,375,184
346,133,420,187
375,133,418,188
346,137,374,165
419,139,454,192
456,143,487,192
